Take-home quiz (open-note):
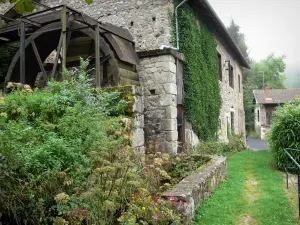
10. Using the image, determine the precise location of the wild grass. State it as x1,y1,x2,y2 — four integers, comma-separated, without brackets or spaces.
193,151,297,225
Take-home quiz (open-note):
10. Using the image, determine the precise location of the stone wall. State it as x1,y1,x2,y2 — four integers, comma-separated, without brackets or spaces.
163,156,227,224
131,85,145,154
41,0,173,52
216,37,246,142
137,54,178,154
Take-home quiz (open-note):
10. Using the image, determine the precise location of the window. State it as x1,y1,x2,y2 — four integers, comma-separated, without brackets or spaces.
218,53,222,81
257,110,260,122
238,74,241,92
266,111,272,126
229,65,234,88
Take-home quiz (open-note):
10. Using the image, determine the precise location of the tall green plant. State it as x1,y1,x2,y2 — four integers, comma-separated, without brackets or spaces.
269,99,300,169
176,5,221,140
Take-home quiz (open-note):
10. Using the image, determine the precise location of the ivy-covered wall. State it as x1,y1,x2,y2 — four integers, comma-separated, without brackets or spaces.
176,5,221,141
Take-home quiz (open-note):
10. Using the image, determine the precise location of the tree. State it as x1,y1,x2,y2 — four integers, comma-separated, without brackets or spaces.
227,19,250,62
0,0,93,14
243,54,286,131
251,54,286,89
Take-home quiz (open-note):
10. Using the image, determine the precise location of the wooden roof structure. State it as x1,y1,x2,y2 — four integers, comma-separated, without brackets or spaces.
0,4,139,87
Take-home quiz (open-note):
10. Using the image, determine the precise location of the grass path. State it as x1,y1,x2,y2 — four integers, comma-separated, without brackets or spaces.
193,150,298,225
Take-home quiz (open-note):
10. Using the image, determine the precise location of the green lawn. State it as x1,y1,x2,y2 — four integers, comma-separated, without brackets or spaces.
193,150,298,225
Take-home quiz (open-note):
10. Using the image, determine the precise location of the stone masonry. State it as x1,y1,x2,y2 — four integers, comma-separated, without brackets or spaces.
37,0,247,152
41,0,174,52
137,55,178,154
216,38,246,143
163,156,227,224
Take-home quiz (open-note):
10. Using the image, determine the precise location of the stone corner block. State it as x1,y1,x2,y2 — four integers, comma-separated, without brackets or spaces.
131,128,145,148
163,119,177,131
133,96,144,113
167,131,178,141
163,83,177,95
169,61,177,74
166,106,177,119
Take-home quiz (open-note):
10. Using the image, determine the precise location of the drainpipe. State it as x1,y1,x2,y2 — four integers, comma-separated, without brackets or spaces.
160,0,188,51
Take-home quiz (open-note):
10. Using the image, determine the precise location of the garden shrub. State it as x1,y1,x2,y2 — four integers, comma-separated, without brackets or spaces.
269,99,300,169
195,134,245,156
0,60,181,225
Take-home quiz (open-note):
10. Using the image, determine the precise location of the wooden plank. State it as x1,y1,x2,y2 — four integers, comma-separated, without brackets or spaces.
20,22,26,84
31,39,48,81
119,68,138,81
95,25,101,87
120,77,139,86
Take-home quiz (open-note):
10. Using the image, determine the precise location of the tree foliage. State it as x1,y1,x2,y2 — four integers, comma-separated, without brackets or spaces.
0,42,19,86
176,5,221,141
251,54,286,89
227,19,250,62
243,54,287,131
0,0,93,14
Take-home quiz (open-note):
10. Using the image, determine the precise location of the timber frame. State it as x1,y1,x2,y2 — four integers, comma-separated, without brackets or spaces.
0,5,139,88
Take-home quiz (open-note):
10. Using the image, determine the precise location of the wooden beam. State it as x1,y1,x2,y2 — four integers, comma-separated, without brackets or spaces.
66,31,72,54
95,24,101,87
20,22,26,84
61,6,67,73
31,39,48,81
51,34,63,79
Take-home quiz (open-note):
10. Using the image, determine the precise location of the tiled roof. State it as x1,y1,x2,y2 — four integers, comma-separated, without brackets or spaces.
253,88,300,104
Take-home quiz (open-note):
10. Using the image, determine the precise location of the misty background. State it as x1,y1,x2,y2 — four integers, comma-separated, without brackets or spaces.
208,0,300,88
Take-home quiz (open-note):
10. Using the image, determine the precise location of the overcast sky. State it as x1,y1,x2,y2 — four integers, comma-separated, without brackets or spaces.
207,0,300,68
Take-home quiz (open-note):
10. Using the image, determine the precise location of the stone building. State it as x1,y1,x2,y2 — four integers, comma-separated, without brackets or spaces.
1,0,250,154
253,86,300,140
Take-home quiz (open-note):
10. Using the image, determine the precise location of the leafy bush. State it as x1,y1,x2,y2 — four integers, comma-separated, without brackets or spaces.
169,154,209,184
0,60,181,225
195,135,245,156
269,99,300,169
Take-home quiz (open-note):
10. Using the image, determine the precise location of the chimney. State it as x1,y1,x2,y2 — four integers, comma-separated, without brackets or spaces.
265,85,272,103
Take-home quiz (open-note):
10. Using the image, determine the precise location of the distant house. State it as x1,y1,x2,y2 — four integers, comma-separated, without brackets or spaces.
253,85,300,140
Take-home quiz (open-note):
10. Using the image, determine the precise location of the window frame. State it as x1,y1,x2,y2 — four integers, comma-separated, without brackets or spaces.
229,64,234,89
218,53,222,81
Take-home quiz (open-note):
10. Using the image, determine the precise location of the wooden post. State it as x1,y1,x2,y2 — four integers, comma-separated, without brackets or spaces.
61,6,67,74
31,40,48,81
95,24,101,87
51,34,63,79
20,22,26,84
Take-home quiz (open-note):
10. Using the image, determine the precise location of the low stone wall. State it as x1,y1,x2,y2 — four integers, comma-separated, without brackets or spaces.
163,156,226,224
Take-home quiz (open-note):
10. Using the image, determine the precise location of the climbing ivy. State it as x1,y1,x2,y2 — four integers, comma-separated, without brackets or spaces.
176,5,221,141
